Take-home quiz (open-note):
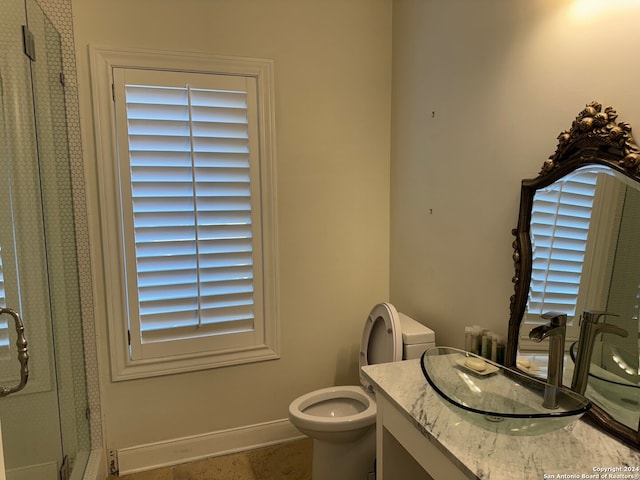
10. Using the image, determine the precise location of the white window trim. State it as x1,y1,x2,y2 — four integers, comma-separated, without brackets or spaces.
89,45,279,381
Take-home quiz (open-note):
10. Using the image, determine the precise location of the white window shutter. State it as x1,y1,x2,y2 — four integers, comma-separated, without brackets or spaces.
114,68,267,361
527,177,596,317
526,167,613,325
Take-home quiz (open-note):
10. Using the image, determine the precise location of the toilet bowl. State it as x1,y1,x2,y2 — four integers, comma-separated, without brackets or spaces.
288,302,435,480
288,386,376,443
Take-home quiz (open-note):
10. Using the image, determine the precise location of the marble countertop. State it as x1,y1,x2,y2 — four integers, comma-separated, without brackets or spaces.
362,359,640,480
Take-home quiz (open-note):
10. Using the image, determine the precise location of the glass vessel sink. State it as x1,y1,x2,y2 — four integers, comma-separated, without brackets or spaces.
420,347,591,436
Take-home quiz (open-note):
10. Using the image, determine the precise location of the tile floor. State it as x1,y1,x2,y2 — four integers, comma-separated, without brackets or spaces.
107,438,312,480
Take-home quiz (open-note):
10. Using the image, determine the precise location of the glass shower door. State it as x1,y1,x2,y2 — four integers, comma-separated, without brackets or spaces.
26,0,92,474
0,0,90,478
0,0,65,477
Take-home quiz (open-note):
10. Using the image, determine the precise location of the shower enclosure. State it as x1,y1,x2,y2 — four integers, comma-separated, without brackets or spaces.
0,0,91,478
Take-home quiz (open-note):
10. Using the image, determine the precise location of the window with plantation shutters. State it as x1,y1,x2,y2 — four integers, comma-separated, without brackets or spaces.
526,171,598,319
91,47,278,379
521,166,619,346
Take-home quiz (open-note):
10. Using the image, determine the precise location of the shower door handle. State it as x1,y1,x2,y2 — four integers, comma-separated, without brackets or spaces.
0,308,29,397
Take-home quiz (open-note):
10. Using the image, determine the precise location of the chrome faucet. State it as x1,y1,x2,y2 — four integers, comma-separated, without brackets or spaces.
570,310,628,395
529,311,567,409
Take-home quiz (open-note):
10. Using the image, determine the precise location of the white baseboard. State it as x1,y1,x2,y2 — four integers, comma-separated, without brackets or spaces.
116,418,305,475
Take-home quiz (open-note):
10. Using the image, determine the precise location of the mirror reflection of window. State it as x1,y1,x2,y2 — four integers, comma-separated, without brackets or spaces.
521,166,623,349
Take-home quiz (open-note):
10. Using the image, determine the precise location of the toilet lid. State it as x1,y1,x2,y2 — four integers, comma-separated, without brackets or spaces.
359,303,402,388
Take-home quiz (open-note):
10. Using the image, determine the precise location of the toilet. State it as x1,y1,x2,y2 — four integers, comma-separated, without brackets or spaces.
288,302,435,480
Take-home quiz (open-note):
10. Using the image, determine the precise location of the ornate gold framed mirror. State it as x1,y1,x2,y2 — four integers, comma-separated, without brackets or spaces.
506,101,640,448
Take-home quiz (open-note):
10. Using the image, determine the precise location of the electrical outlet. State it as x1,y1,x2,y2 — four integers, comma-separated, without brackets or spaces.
108,449,119,476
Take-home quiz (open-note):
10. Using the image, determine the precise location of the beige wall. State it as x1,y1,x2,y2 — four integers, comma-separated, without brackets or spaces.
73,0,392,449
73,0,640,456
390,0,640,347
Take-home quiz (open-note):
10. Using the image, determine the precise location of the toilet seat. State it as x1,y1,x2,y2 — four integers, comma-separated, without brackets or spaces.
288,386,376,434
359,302,402,390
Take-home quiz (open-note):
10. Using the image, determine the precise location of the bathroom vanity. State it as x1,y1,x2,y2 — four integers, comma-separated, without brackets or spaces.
362,359,640,480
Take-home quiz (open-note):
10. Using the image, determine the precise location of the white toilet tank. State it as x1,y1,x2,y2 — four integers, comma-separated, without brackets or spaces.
398,312,435,360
